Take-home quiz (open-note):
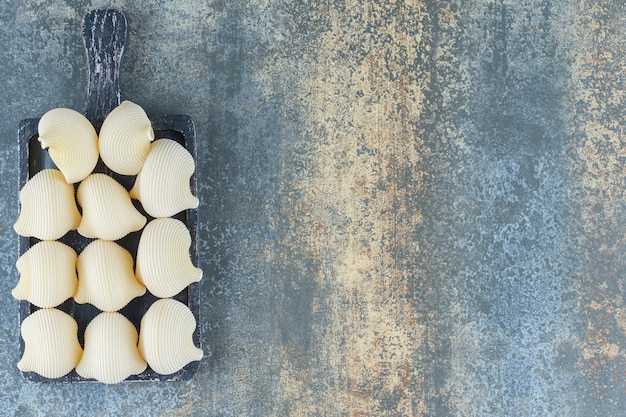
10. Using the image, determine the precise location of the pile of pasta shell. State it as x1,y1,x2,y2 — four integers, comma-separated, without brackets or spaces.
13,101,203,383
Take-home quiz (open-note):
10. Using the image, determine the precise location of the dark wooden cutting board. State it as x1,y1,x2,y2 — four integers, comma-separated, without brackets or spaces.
17,9,201,383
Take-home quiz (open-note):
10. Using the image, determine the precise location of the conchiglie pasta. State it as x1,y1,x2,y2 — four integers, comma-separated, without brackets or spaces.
38,108,99,183
13,241,78,308
75,312,147,384
138,299,203,375
99,101,154,175
77,173,146,241
14,169,81,240
136,218,202,298
17,308,82,379
75,240,146,312
130,139,199,218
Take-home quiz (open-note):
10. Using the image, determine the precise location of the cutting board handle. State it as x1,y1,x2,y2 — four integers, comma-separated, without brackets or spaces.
82,9,127,129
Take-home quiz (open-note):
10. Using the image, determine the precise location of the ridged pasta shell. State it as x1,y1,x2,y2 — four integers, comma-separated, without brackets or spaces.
136,218,202,298
99,101,154,175
38,108,99,183
138,299,203,375
13,241,78,308
130,139,199,218
14,169,81,240
75,240,146,312
17,308,82,379
75,312,147,384
77,173,146,241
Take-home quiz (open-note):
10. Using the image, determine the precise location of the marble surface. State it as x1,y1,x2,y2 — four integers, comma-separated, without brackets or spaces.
2,1,626,416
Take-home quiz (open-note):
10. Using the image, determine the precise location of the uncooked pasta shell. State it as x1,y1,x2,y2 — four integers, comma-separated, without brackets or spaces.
14,169,81,240
130,139,199,218
138,299,203,375
77,173,146,241
75,240,146,312
17,308,82,379
136,218,202,298
13,241,78,308
75,312,147,384
38,108,99,183
99,101,154,175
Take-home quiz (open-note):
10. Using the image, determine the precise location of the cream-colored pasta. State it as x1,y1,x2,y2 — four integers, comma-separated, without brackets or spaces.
136,218,202,298
75,312,147,384
13,241,78,308
38,108,99,183
138,299,203,375
130,139,199,218
99,101,154,175
14,169,81,240
17,308,82,379
75,240,146,312
77,173,146,241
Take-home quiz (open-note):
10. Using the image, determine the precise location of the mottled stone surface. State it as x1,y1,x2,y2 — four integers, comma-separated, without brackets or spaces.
2,0,626,415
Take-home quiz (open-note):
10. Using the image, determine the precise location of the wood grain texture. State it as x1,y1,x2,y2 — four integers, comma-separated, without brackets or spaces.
82,9,126,128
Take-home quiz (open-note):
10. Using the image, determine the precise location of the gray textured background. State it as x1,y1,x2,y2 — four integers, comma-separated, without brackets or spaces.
3,0,626,416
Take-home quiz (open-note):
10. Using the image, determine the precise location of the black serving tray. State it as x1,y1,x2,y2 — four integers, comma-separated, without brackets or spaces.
16,9,201,383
